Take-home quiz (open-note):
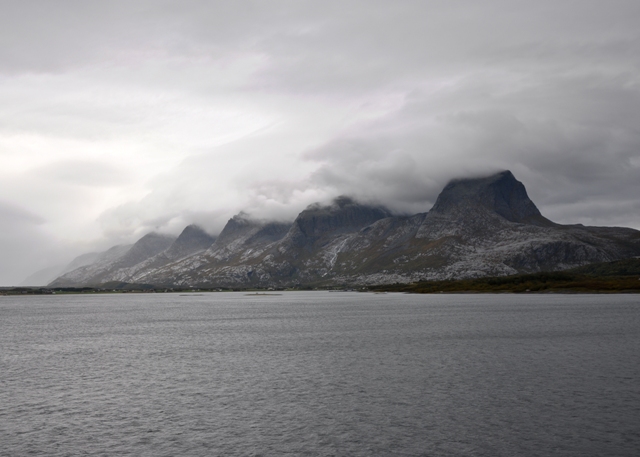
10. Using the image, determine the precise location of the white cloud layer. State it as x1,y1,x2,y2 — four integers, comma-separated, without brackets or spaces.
1,0,640,285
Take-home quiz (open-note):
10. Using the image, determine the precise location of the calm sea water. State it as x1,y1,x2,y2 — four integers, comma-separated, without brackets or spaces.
1,292,639,456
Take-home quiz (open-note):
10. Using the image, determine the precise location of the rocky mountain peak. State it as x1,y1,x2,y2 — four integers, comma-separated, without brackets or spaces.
118,232,176,268
293,196,392,238
331,195,357,209
216,213,265,244
44,170,640,288
210,213,292,254
134,231,176,246
179,224,210,237
164,224,216,260
430,170,553,226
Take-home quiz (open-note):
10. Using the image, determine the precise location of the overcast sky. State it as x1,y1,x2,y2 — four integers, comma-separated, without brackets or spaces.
2,0,640,285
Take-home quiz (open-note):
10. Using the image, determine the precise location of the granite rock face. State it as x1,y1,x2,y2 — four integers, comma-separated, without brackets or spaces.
278,196,392,257
290,196,391,240
164,225,216,261
429,170,552,226
49,170,640,287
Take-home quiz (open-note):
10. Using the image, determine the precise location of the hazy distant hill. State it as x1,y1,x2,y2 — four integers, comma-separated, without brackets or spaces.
49,234,173,287
20,265,67,287
48,171,640,288
20,251,101,286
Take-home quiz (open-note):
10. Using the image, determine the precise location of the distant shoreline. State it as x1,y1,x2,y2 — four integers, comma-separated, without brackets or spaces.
2,284,639,296
369,273,640,294
4,260,640,296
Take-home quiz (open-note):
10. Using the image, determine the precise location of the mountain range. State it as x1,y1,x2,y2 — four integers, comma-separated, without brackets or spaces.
47,170,640,288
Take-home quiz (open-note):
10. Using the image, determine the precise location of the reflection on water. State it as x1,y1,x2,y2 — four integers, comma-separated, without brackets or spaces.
1,292,639,456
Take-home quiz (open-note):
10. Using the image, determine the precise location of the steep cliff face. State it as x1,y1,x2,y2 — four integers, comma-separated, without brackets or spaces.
113,233,176,269
49,170,640,288
207,214,286,250
278,197,392,254
204,214,291,261
164,225,216,260
429,170,551,225
289,196,391,240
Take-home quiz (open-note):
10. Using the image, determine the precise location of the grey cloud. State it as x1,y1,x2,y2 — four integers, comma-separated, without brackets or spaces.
0,1,136,73
253,1,640,94
31,160,131,188
94,55,640,236
0,202,50,285
0,1,311,74
5,1,636,84
0,200,45,226
302,68,640,225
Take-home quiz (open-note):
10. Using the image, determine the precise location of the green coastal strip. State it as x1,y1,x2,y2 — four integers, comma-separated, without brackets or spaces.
371,259,640,294
4,259,640,295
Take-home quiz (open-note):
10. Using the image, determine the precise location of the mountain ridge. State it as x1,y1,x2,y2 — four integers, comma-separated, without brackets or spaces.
48,171,640,288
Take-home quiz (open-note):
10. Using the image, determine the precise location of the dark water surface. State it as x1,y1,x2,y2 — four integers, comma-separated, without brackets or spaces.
1,292,639,456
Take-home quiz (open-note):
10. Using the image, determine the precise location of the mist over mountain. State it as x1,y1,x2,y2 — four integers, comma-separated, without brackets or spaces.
46,171,640,288
19,251,101,287
164,225,216,261
428,171,552,226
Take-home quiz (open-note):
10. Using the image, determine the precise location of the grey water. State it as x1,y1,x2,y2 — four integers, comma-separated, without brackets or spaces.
1,292,639,456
